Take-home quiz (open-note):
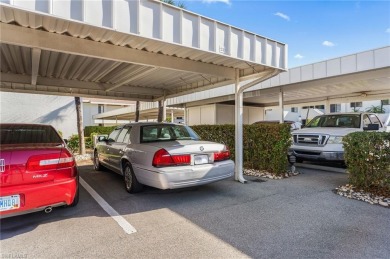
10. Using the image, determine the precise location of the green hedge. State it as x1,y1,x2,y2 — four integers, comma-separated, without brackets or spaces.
344,132,390,192
191,124,291,175
67,135,93,154
84,126,116,137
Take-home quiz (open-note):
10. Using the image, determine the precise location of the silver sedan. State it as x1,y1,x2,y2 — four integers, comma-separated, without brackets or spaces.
93,123,234,193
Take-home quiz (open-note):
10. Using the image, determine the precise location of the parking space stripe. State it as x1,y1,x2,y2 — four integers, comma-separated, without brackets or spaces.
79,177,137,234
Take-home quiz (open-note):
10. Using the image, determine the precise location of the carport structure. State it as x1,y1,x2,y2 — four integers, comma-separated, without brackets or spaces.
0,0,287,183
166,46,390,120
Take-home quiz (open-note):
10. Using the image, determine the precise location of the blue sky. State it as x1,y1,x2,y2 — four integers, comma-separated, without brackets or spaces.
181,0,390,68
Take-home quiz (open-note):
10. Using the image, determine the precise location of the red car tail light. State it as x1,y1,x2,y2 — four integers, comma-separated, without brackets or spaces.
152,149,190,167
27,149,75,171
214,146,230,162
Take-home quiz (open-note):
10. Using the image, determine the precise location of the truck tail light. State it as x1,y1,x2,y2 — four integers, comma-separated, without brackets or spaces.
152,149,190,167
214,146,230,162
26,149,75,171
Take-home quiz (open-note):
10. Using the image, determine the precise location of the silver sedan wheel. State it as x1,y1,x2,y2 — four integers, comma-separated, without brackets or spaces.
123,163,143,193
94,151,101,171
124,166,133,191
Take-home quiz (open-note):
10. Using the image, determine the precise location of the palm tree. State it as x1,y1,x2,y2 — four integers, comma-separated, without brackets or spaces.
365,105,386,113
135,101,140,122
161,0,186,9
75,97,85,155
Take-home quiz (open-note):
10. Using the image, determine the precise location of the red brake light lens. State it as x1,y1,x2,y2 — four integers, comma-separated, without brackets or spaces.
214,146,230,162
152,149,190,167
26,149,75,171
171,154,191,165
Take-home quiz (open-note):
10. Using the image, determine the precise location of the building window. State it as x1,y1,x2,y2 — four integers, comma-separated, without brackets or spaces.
381,99,390,105
315,105,325,110
350,102,362,108
98,104,104,114
330,104,341,113
302,106,314,109
291,107,298,112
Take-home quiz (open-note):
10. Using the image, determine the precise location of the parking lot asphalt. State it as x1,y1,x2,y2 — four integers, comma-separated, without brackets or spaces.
1,163,389,259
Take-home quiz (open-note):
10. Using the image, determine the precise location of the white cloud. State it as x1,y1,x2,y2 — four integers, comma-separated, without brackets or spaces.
294,54,304,59
322,41,335,47
274,12,290,21
386,28,390,33
202,0,231,5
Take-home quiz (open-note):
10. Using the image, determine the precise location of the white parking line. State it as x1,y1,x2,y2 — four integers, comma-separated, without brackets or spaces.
79,177,137,234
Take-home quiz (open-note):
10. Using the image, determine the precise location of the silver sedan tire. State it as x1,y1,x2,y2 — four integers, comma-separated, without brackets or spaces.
93,150,103,171
124,162,143,193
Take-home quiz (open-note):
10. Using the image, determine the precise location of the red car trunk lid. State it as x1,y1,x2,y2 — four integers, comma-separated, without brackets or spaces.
0,145,73,187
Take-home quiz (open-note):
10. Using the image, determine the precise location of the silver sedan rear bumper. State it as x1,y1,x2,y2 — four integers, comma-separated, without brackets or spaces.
133,160,234,189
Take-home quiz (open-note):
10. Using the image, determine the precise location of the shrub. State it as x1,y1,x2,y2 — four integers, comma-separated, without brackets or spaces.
191,124,291,176
67,135,93,154
67,134,79,154
85,137,93,149
191,124,235,159
84,126,116,137
343,132,390,192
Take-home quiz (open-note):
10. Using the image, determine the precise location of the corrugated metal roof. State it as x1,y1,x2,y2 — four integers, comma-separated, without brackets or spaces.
0,1,287,101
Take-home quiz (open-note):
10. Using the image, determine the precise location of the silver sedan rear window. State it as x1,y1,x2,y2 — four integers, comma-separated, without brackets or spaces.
140,124,199,143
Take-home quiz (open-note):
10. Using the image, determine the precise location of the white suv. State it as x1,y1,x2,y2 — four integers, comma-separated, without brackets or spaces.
289,112,384,163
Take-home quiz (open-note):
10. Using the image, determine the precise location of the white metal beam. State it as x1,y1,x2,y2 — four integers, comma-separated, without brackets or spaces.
31,48,41,85
0,23,236,80
0,82,154,102
163,79,236,101
0,73,165,96
105,67,158,92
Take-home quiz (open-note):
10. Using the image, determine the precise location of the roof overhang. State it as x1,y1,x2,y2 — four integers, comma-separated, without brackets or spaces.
0,1,287,102
167,47,390,108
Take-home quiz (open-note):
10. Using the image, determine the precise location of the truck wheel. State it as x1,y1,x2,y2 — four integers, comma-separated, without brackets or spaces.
123,162,143,193
296,158,303,163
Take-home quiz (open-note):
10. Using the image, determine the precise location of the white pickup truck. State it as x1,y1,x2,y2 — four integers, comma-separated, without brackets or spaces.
288,112,385,163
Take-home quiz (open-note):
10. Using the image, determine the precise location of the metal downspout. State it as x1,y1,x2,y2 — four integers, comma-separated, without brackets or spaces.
234,69,280,183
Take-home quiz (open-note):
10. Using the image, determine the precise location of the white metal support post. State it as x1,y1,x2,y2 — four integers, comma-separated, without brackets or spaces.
162,91,167,122
163,99,167,121
183,104,187,125
325,99,330,113
279,88,284,123
234,69,280,183
234,69,246,183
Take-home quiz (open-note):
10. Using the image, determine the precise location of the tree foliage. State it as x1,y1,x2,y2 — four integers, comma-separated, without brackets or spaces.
161,0,186,9
365,105,387,113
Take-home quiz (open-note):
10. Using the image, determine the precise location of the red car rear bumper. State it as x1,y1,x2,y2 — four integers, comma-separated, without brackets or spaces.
0,177,78,218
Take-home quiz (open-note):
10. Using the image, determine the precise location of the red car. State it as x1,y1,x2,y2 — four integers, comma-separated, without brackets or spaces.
0,124,79,218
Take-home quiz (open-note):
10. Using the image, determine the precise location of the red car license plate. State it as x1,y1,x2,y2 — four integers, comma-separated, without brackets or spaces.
0,195,20,211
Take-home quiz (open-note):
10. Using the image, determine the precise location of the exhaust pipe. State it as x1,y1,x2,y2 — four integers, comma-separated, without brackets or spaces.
44,206,53,214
